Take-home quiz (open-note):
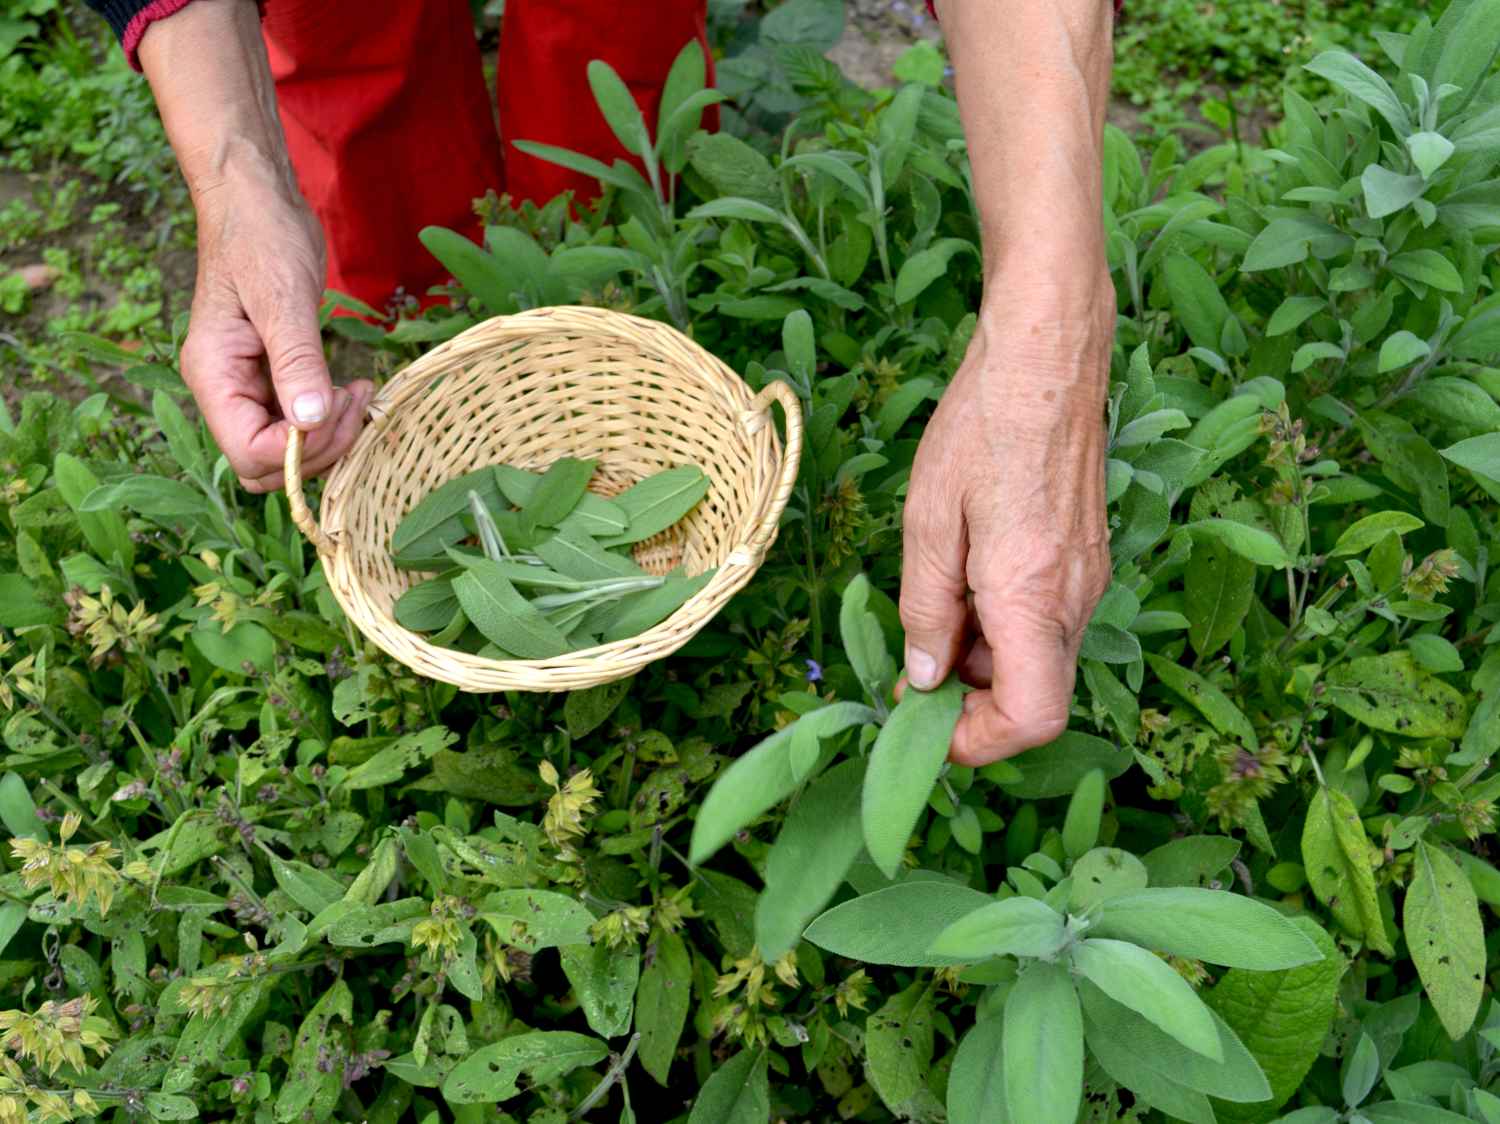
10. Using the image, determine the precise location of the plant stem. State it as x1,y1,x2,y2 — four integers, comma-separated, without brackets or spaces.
568,1031,640,1121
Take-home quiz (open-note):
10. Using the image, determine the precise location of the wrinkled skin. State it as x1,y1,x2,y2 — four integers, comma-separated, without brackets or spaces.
899,272,1115,765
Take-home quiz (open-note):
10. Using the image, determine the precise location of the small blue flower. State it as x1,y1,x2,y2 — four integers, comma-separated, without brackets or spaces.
805,659,823,683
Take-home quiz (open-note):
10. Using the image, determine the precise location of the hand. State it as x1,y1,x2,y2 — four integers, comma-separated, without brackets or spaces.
137,0,371,494
899,274,1114,765
180,171,372,493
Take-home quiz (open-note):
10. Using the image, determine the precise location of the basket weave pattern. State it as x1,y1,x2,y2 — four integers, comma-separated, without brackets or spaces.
285,307,802,692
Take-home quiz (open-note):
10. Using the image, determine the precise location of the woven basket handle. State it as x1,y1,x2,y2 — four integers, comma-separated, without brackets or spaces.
742,380,804,556
284,426,338,555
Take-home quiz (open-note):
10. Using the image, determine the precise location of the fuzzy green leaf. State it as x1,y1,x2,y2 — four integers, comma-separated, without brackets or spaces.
1404,841,1485,1039
862,676,964,877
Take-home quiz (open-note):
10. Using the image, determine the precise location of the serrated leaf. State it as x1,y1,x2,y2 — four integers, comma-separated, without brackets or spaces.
1323,652,1468,738
1405,841,1484,1039
687,1048,769,1124
1206,917,1343,1120
443,1031,608,1103
1302,786,1394,953
866,981,946,1121
636,930,691,1086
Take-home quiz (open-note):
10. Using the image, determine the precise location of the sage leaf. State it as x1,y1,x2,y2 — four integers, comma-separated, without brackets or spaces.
520,456,596,530
1062,768,1105,860
1303,785,1395,953
393,575,461,632
1141,835,1241,888
996,731,1133,798
1343,1032,1381,1108
1071,938,1222,1061
754,758,866,961
1004,961,1082,1124
803,879,995,966
535,526,643,581
1330,511,1426,556
1091,887,1324,969
1205,916,1343,1116
686,1048,769,1124
602,466,711,545
452,559,573,659
1323,653,1468,738
947,1017,1010,1124
862,676,964,878
1068,847,1150,911
926,896,1066,961
688,701,877,864
494,464,628,536
475,889,594,952
635,930,691,1086
600,570,714,642
1405,840,1484,1039
1184,539,1255,658
442,1030,608,1103
840,573,897,704
1080,978,1271,1103
390,464,506,560
1083,1008,1217,1123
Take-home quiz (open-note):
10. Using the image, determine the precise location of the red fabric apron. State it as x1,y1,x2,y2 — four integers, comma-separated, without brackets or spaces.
261,1,711,311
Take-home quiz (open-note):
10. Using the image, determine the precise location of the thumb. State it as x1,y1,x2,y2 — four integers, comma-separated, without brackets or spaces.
899,473,969,691
253,281,334,431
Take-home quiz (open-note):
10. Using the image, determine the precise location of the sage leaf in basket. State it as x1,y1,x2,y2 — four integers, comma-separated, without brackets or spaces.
453,559,574,659
391,465,507,565
494,464,627,536
602,466,711,545
521,457,597,531
601,571,715,642
535,526,645,582
394,573,461,631
444,550,594,591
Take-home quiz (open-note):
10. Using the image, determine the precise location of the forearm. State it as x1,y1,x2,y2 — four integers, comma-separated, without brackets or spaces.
937,0,1114,309
137,0,298,219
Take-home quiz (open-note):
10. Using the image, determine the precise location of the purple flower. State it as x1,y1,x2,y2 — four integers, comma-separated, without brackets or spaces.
805,659,823,683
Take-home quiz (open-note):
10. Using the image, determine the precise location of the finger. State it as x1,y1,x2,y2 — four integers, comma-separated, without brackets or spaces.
899,466,969,691
249,273,336,432
950,615,1077,766
243,383,369,493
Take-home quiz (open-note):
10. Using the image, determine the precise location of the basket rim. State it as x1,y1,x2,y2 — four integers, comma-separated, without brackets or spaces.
289,305,803,691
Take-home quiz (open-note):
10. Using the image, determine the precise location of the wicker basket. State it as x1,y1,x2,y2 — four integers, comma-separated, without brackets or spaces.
283,306,802,692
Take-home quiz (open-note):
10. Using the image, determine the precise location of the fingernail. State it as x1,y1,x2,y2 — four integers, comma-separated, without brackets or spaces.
907,647,939,689
292,392,326,424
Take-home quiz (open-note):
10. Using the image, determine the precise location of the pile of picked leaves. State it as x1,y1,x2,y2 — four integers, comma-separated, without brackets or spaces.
391,458,713,657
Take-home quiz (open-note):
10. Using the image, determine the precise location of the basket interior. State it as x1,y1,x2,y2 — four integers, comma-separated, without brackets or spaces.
329,326,764,621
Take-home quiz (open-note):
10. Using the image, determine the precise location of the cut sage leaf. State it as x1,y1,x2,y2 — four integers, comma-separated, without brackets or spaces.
601,571,714,642
391,465,506,561
393,574,461,632
494,464,627,536
862,676,964,879
535,526,645,581
601,465,711,545
452,560,573,659
520,457,596,531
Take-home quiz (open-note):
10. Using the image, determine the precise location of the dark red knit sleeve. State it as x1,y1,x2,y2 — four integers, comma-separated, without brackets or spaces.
85,0,198,70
